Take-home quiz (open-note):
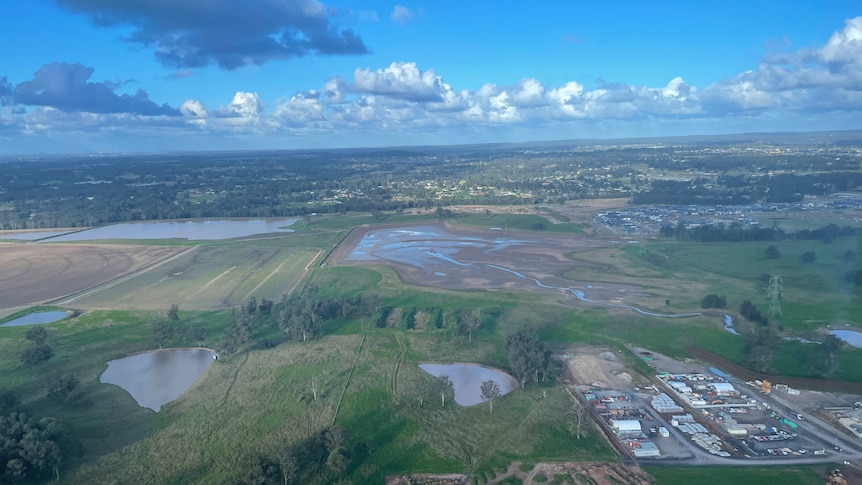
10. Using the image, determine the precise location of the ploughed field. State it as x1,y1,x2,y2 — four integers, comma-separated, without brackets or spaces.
68,245,320,310
0,244,185,309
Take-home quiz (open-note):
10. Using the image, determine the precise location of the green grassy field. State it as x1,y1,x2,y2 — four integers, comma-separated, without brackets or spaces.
1,213,860,483
68,245,320,310
562,235,862,380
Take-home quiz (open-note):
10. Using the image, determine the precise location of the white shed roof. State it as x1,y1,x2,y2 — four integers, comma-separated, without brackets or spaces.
713,382,735,392
612,420,642,432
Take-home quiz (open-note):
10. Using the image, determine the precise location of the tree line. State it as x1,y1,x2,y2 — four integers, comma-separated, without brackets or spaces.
660,221,862,243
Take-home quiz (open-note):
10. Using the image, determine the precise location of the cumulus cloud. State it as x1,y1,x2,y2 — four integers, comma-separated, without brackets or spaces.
11,62,180,116
274,90,326,127
5,17,862,149
391,6,413,26
52,0,369,70
352,62,452,101
703,16,862,113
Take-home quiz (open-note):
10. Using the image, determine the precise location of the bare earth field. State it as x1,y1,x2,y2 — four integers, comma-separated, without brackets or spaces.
0,243,185,309
330,222,650,307
558,346,635,389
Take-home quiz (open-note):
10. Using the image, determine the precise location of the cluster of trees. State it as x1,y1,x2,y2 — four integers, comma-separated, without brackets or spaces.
219,297,276,353
700,294,727,309
740,300,776,373
150,305,209,350
636,171,862,206
218,287,379,354
505,330,552,387
240,426,365,485
47,376,80,404
812,334,845,378
660,222,862,244
799,251,817,265
19,327,54,367
0,393,64,484
740,300,769,326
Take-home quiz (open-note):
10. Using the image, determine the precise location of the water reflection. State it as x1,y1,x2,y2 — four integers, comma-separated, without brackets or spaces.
0,311,68,327
100,348,217,411
829,329,862,348
43,218,298,242
419,363,517,406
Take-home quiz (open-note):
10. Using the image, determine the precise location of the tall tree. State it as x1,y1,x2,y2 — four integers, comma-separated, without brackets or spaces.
480,380,501,414
458,309,482,343
435,374,454,407
150,320,174,349
765,244,781,260
813,334,844,378
25,327,49,346
505,330,550,387
167,304,179,321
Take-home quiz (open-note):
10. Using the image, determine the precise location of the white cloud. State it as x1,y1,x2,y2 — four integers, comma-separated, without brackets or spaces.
228,92,263,118
4,17,862,151
180,99,208,127
391,6,413,26
820,17,862,65
352,62,451,101
703,16,862,113
511,78,545,107
274,91,326,127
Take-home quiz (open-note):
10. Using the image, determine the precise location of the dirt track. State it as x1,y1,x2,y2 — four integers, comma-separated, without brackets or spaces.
0,243,185,309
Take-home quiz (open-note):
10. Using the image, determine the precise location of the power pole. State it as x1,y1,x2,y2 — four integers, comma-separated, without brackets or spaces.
768,275,783,316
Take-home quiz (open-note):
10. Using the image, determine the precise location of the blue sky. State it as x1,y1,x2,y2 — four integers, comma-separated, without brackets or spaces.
1,1,860,153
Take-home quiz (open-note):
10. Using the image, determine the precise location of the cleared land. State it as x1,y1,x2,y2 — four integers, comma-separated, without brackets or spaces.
68,245,320,310
0,243,185,309
330,222,648,306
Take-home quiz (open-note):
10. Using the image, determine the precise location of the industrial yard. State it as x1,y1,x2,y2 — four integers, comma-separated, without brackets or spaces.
562,345,862,468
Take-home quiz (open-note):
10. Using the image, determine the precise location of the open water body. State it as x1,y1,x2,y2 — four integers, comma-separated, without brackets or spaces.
829,329,862,348
418,363,517,406
0,311,68,327
100,348,217,412
42,218,298,242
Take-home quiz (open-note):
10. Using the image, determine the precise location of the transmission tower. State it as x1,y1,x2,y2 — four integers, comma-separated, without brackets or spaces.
768,275,783,316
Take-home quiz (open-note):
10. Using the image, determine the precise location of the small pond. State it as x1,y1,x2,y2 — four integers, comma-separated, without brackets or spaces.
100,348,218,412
418,363,518,406
0,311,68,327
829,329,862,349
42,218,298,242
